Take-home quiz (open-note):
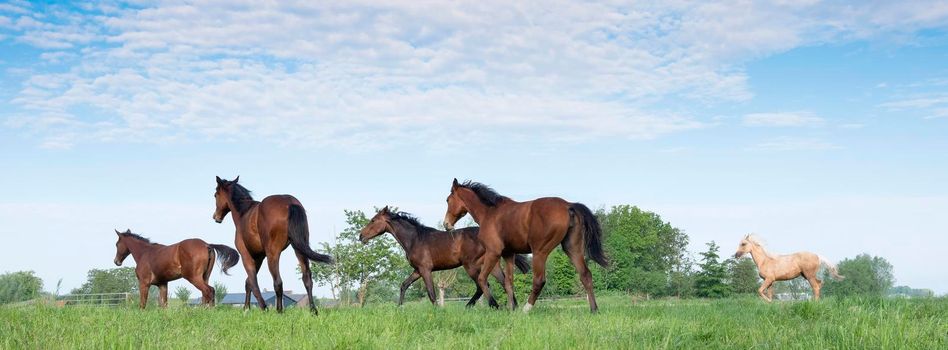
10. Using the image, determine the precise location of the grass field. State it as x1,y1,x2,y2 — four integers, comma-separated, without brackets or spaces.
2,295,945,349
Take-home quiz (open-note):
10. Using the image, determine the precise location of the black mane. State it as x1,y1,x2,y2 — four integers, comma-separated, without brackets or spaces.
459,180,508,207
390,211,440,236
229,183,256,214
119,231,152,243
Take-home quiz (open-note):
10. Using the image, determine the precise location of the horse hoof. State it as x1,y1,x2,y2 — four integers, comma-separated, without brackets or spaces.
522,303,533,313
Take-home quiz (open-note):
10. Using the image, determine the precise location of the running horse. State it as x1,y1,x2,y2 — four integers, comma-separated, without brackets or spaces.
443,179,608,313
113,229,239,309
359,206,530,307
213,176,333,313
733,234,845,302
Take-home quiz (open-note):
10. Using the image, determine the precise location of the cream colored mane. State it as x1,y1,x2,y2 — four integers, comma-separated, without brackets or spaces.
744,234,774,257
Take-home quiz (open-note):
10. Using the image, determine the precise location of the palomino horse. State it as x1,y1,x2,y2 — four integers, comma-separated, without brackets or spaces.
213,176,333,313
443,179,608,313
359,206,530,307
113,229,239,309
733,234,844,302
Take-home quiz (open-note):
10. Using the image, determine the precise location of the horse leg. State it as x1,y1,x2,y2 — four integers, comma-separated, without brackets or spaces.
185,275,214,307
759,278,775,302
525,251,549,313
502,254,518,310
242,255,267,310
805,274,822,301
158,283,169,308
419,269,437,305
568,251,599,313
295,251,317,314
399,271,421,306
266,253,284,313
138,282,150,309
477,252,502,309
465,265,484,308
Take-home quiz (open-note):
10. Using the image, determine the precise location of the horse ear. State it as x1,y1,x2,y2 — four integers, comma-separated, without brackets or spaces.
216,176,224,185
381,206,389,213
233,176,239,183
124,229,131,234
452,178,460,188
115,229,121,235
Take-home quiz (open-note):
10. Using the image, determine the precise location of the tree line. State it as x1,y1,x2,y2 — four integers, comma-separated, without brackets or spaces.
0,205,924,306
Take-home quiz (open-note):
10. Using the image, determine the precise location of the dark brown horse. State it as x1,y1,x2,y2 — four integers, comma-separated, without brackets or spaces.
213,176,333,313
113,229,239,309
359,206,529,307
443,179,608,313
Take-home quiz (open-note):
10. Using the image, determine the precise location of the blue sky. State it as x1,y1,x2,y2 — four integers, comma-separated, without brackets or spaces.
1,1,947,297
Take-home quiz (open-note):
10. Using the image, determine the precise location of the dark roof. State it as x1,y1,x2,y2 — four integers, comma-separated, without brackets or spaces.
189,292,297,305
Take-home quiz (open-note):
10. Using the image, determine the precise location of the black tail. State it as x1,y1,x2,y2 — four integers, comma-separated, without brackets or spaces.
570,203,608,267
209,244,240,275
513,254,531,273
288,204,333,264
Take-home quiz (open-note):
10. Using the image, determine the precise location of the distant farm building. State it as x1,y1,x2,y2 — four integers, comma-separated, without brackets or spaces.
189,291,310,308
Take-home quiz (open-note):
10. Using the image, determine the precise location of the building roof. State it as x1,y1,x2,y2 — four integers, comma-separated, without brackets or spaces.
189,292,298,305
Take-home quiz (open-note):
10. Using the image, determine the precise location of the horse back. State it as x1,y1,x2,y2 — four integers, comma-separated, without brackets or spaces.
493,197,570,251
248,194,301,251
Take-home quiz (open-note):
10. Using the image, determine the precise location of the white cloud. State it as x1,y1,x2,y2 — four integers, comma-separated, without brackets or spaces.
3,1,948,149
742,112,825,127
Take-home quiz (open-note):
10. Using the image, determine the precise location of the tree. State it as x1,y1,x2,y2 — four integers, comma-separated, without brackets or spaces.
822,254,894,297
0,271,44,304
71,267,138,295
310,242,345,300
595,205,689,297
71,267,144,305
213,281,227,304
544,250,580,296
667,254,696,298
772,278,810,300
694,241,732,298
174,286,191,304
308,209,406,306
434,269,458,306
727,257,760,295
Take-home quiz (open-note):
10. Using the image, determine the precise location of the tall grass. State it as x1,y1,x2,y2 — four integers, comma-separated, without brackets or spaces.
1,295,945,349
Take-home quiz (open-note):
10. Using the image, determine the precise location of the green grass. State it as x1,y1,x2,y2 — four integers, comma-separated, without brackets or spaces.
2,295,945,349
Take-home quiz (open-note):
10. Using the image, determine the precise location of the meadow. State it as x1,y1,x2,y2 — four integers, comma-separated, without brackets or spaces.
2,295,945,349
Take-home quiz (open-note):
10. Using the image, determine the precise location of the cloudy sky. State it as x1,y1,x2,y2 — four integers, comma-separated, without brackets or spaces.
1,1,947,298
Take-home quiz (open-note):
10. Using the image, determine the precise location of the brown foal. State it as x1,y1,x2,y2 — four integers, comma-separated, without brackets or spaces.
113,229,239,309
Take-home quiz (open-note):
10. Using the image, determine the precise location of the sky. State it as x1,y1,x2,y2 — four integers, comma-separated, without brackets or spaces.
1,0,947,298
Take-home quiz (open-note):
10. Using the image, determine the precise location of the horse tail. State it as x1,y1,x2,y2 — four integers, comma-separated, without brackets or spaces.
288,204,334,264
513,254,531,273
819,255,845,281
209,244,240,276
569,202,609,267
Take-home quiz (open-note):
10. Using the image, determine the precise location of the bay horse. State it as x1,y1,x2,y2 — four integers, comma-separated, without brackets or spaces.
213,176,333,313
443,179,608,313
733,234,844,302
113,229,239,309
359,206,530,307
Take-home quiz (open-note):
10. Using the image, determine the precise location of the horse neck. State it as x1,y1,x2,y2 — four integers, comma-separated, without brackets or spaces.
387,220,418,252
227,199,256,227
125,238,156,262
749,243,774,267
458,188,494,224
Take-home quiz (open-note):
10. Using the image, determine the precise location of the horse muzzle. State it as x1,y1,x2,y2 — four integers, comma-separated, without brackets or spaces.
113,258,122,266
213,214,223,223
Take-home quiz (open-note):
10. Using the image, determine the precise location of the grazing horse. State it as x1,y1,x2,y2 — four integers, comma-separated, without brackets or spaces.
359,206,530,307
213,176,333,313
443,179,608,313
733,234,844,302
113,229,239,309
